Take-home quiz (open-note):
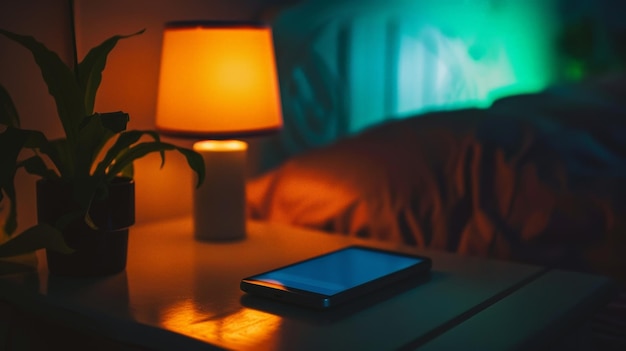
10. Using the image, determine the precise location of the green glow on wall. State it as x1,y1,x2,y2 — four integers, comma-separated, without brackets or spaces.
272,0,562,145
394,0,560,115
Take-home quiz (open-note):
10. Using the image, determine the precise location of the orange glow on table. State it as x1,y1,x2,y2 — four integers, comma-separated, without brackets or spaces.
160,299,282,348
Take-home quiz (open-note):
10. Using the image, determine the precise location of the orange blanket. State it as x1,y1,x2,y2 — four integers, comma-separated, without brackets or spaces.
247,76,626,277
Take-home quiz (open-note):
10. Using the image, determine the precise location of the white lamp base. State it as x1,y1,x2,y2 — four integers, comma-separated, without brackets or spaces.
192,140,247,241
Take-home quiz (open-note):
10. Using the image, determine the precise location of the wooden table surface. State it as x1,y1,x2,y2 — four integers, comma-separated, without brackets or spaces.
0,217,617,350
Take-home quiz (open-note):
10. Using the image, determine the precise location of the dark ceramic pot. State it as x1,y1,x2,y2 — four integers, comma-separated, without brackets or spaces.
36,177,135,277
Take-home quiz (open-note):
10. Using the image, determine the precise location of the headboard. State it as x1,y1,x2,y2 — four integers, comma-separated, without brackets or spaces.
256,0,561,172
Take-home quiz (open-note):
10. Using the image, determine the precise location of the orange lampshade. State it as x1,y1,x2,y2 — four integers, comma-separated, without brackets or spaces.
155,21,283,138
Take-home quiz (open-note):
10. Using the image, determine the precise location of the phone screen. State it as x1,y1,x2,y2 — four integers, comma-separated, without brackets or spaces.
252,247,423,295
242,246,430,308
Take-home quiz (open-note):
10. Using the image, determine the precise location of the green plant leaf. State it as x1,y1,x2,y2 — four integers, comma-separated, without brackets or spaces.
0,127,29,235
106,141,173,178
47,138,73,177
0,84,20,128
0,126,66,236
105,141,205,187
20,128,48,148
77,29,145,115
19,129,63,178
0,29,84,164
93,132,141,177
93,130,160,177
0,126,63,235
176,146,205,188
119,162,134,179
0,223,73,258
75,111,130,178
18,155,58,179
99,111,130,134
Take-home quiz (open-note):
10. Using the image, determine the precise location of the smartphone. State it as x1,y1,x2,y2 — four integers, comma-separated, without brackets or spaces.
240,246,431,309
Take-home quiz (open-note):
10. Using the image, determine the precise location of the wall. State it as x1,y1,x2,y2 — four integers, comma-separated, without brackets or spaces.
258,0,563,172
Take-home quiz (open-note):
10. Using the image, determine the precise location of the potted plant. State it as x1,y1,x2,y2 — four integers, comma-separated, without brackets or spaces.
0,28,205,276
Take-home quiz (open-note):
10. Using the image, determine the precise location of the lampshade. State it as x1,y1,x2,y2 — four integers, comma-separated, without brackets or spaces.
155,21,283,139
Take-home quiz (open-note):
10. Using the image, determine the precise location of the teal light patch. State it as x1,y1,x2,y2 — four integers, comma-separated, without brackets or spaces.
272,0,562,142
393,0,560,116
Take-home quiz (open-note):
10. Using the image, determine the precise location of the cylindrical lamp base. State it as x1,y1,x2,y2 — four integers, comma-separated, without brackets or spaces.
193,140,247,241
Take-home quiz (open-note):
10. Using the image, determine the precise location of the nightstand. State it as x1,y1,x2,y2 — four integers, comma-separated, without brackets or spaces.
0,217,617,350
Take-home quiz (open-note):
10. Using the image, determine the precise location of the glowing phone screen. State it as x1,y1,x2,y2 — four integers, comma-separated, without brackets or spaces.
252,247,423,296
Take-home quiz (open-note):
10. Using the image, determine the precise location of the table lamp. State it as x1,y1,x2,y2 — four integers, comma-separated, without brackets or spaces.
155,21,282,241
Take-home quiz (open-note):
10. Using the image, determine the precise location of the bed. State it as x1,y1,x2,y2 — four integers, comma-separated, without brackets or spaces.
247,0,626,346
248,75,626,277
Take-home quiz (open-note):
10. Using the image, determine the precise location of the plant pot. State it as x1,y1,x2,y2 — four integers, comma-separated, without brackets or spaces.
36,177,135,277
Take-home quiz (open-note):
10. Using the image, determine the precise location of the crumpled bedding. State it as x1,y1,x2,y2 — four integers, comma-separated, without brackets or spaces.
247,75,626,277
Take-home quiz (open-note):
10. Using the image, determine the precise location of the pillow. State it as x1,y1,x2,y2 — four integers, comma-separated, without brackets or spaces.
247,109,490,246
